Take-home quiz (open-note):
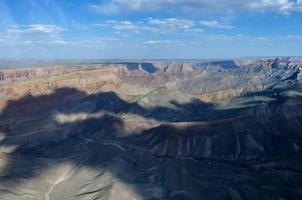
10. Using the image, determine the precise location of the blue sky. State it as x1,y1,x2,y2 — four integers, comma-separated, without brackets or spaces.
0,0,302,59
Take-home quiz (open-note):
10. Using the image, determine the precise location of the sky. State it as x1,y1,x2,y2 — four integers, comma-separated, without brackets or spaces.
0,0,302,59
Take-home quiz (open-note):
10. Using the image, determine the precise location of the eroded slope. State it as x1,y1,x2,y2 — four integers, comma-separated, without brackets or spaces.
0,58,302,200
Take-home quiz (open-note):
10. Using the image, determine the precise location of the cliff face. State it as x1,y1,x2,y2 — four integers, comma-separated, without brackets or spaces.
2,59,298,101
0,58,302,200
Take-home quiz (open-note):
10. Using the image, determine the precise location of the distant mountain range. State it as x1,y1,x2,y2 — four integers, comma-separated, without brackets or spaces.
1,56,302,68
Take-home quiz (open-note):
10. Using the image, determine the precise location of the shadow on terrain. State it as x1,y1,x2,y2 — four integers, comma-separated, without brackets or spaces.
199,60,239,69
0,85,302,199
113,62,157,73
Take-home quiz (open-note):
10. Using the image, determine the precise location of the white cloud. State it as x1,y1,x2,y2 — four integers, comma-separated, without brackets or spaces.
90,4,120,15
248,0,301,13
202,34,269,41
23,40,46,45
91,0,302,14
200,20,233,29
95,18,203,35
76,37,121,46
8,24,65,34
49,40,68,45
145,40,179,44
148,18,194,29
105,20,141,33
183,28,204,33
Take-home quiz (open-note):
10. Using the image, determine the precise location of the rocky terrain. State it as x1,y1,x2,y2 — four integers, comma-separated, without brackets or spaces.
0,58,302,200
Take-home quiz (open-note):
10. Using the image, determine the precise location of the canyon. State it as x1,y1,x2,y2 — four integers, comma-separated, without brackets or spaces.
0,58,302,200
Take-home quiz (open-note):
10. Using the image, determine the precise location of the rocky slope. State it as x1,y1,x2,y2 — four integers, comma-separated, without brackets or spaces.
0,58,302,200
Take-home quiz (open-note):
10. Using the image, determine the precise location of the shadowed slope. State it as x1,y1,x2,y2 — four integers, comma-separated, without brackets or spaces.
0,81,302,200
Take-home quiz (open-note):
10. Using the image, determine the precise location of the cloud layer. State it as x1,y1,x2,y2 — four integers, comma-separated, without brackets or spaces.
200,21,233,29
94,18,204,35
91,0,302,14
8,25,65,34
